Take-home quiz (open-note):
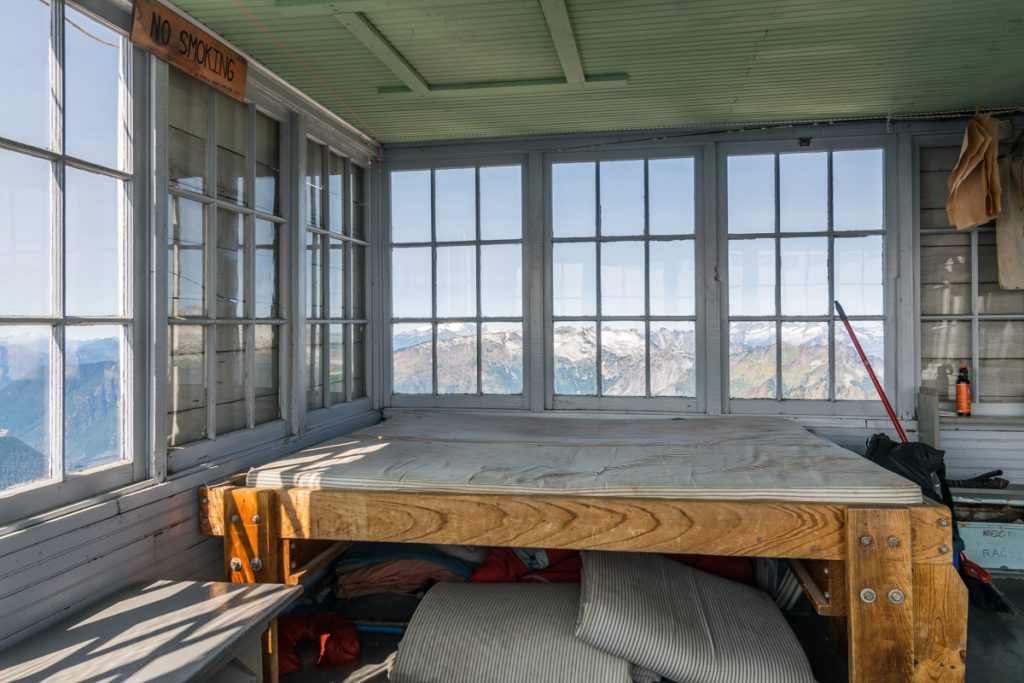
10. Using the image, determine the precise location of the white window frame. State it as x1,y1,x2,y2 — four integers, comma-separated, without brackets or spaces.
544,146,706,412
915,134,1024,417
301,132,374,428
717,136,898,417
0,0,146,524
384,155,531,410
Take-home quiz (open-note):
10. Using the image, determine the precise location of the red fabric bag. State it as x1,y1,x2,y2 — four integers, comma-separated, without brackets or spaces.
278,612,360,674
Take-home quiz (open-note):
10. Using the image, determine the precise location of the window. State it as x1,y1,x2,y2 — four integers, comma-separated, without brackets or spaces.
0,2,133,495
390,165,524,397
725,148,886,403
549,157,697,402
167,70,285,447
919,145,1024,411
304,140,369,412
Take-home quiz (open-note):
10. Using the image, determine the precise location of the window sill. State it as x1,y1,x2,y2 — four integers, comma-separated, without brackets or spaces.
939,415,1024,430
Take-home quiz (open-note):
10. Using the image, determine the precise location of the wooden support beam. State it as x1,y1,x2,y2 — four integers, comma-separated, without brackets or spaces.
336,12,430,95
912,563,968,682
538,0,585,86
377,73,628,97
845,507,915,683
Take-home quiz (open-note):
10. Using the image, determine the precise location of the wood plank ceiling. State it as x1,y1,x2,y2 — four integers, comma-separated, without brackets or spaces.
172,0,1024,143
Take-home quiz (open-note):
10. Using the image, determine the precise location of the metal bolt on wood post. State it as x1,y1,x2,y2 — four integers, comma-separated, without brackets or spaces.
888,589,905,605
252,515,261,524
229,557,243,572
888,537,900,548
860,536,872,546
860,588,877,604
250,558,263,572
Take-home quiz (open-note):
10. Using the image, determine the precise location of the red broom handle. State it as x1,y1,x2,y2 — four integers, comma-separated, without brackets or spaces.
835,300,908,444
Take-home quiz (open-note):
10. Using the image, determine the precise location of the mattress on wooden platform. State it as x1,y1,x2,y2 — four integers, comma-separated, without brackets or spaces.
245,413,922,504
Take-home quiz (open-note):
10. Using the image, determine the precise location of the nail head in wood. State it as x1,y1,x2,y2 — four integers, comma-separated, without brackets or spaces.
939,519,950,527
939,544,949,554
888,536,900,548
860,535,872,546
860,588,877,604
824,591,831,600
231,514,239,523
252,515,261,525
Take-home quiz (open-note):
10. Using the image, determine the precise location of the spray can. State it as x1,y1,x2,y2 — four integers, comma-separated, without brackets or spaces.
956,363,971,417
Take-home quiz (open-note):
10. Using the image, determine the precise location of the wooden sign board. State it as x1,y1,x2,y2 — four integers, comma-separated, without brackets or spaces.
131,0,248,101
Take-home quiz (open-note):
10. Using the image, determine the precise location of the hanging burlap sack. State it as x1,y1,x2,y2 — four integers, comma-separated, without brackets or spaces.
946,112,1002,230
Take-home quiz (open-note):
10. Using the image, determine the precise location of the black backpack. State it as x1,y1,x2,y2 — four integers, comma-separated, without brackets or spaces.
863,433,965,558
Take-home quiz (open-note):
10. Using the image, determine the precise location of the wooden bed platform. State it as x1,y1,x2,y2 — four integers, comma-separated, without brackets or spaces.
198,415,968,682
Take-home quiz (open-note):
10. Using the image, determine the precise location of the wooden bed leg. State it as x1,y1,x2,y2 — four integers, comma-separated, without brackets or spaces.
845,507,915,682
912,562,968,682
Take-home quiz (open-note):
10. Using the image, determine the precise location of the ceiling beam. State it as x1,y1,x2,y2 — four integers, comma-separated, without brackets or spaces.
378,73,628,97
335,12,430,95
538,0,585,86
275,0,485,16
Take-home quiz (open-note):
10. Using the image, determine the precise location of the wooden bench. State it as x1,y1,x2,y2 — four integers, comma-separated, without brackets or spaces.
0,580,301,683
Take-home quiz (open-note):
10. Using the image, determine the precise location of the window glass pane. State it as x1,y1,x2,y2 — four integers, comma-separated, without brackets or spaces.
728,238,775,316
836,320,884,400
352,324,367,399
0,326,50,490
781,322,828,399
328,153,344,234
649,157,694,235
0,149,51,316
391,170,431,243
351,165,366,240
168,197,205,317
66,168,122,316
216,209,244,318
650,321,695,397
728,155,774,234
780,237,828,315
779,152,827,232
307,323,323,409
649,240,694,316
254,113,280,215
552,162,595,237
835,235,883,315
834,149,883,230
254,325,279,424
328,238,345,318
306,232,323,319
254,219,279,318
216,96,245,204
392,323,432,394
552,242,596,316
2,0,49,146
600,160,644,236
920,233,970,316
921,320,969,401
978,232,1024,314
554,321,597,395
729,321,776,398
482,322,522,394
601,321,645,396
329,324,345,404
65,325,122,472
215,324,246,435
391,247,432,318
167,325,206,446
437,322,477,394
980,321,1024,402
601,241,645,316
480,166,521,240
352,245,366,320
168,69,207,193
436,246,476,318
305,141,323,228
436,168,475,242
480,244,522,317
65,7,124,170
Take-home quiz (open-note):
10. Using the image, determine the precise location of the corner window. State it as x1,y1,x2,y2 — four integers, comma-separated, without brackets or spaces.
167,70,285,447
0,2,133,494
725,149,886,402
304,140,369,411
389,165,525,396
550,157,697,400
919,145,1024,409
